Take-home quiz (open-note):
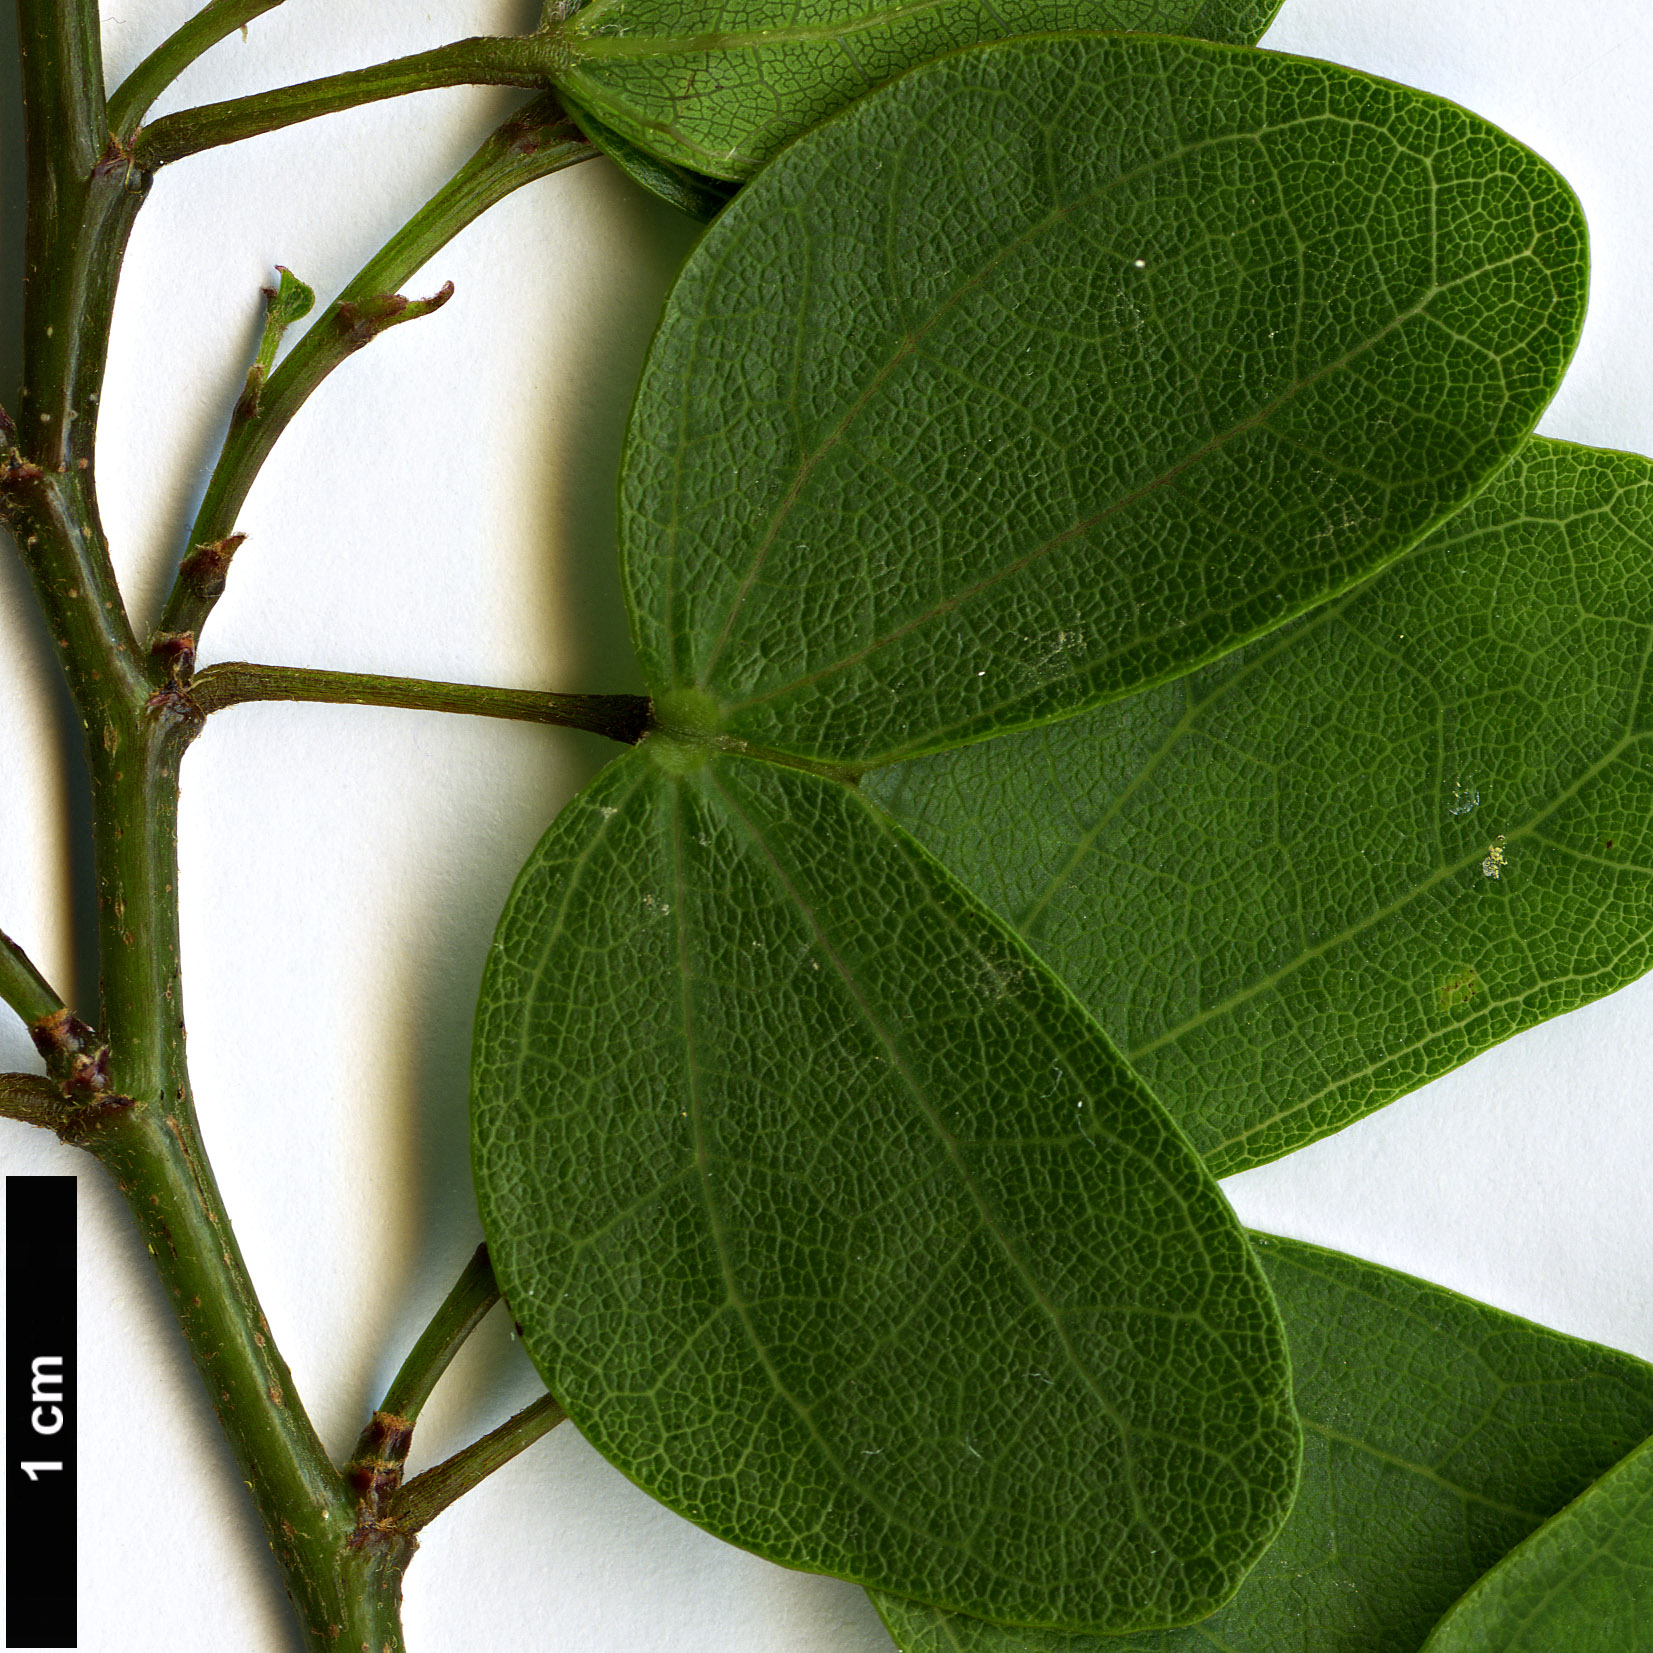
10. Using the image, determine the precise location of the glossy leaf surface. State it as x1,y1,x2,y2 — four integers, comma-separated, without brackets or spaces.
868,439,1653,1173
472,746,1297,1631
622,35,1588,767
874,1233,1653,1653
1423,1432,1653,1652
548,1,1210,182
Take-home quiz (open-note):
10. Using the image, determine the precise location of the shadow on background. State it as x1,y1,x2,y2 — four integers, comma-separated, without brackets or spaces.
396,162,702,1454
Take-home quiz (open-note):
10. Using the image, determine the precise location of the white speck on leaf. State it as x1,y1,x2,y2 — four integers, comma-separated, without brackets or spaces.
973,954,1025,1000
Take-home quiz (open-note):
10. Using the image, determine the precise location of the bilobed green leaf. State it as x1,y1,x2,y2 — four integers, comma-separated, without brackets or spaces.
873,1233,1653,1653
471,745,1298,1631
1423,1433,1653,1651
547,1,1211,182
867,439,1653,1173
1183,0,1283,46
621,35,1587,767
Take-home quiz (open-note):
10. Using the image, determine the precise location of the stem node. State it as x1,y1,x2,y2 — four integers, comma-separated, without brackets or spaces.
153,95,591,657
177,534,246,602
0,1072,137,1146
337,281,455,350
388,1394,566,1534
0,449,47,492
149,629,197,682
93,133,152,197
30,1006,108,1090
345,1410,417,1536
143,683,208,736
57,1092,140,1144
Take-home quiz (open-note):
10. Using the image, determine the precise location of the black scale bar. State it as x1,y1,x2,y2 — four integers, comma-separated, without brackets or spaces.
6,1177,75,1650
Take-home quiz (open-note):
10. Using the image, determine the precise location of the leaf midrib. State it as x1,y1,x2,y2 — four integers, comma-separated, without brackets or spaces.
768,234,1552,762
708,760,1284,1542
564,0,1068,61
1456,1464,1653,1647
701,762,1163,1535
664,775,982,1556
1304,1421,1545,1523
1127,628,1653,1159
690,125,1501,746
1011,587,1366,937
954,489,1653,1160
687,111,1278,690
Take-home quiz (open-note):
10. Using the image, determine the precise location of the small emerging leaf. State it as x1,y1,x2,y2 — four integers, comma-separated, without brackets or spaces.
874,1234,1653,1653
868,439,1653,1172
237,265,315,419
622,35,1587,766
1422,1431,1653,1651
472,747,1298,1631
263,264,315,334
548,1,1213,182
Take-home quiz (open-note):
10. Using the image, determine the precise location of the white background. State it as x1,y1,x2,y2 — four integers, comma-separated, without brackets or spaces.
2,2,1652,1648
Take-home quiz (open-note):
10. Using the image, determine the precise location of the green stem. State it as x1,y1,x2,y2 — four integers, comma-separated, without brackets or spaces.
390,1393,567,1533
380,1244,502,1424
16,1,142,481
74,682,352,1565
58,581,411,1653
19,568,373,1645
15,0,104,182
12,12,576,1644
10,10,413,1646
2,468,146,713
0,927,65,1028
106,0,290,144
155,93,593,647
342,1245,502,1524
190,662,653,744
81,1079,360,1612
94,989,421,1653
132,35,561,167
